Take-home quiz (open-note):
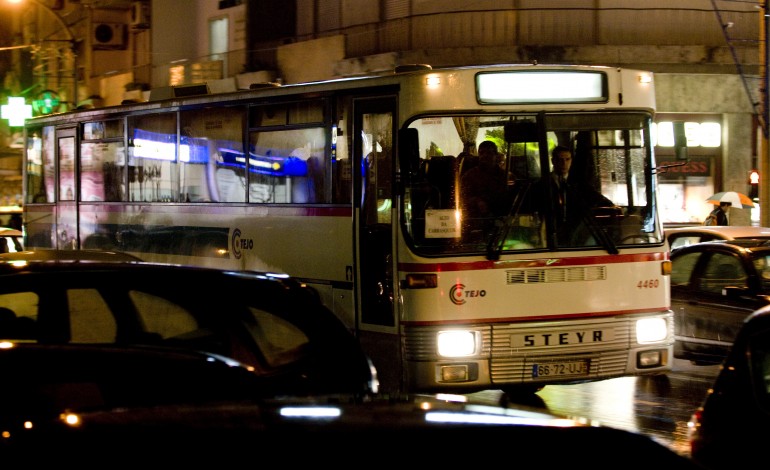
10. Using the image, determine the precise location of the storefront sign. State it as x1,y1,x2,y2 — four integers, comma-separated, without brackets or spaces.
656,157,710,178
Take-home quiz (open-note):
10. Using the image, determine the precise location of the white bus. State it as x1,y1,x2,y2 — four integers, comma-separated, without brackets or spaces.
22,64,674,396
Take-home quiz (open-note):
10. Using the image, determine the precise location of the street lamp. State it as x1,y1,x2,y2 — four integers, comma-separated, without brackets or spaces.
6,0,78,110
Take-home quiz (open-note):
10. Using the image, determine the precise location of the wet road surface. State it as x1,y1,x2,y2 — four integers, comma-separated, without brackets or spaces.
468,359,720,458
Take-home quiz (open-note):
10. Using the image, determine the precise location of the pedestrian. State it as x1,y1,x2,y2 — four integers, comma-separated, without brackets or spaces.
704,202,730,226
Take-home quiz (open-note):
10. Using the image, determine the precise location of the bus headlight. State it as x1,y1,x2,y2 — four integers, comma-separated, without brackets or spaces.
636,317,667,343
437,330,478,357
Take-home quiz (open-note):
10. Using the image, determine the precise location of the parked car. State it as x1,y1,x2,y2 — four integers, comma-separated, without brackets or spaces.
666,225,770,251
0,260,377,398
0,226,23,253
670,239,770,364
688,304,770,468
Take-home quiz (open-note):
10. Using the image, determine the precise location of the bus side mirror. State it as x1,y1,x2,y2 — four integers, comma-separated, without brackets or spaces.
673,121,688,161
398,127,420,180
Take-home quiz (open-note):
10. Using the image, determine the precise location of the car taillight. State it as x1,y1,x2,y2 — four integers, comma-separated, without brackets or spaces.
687,407,703,453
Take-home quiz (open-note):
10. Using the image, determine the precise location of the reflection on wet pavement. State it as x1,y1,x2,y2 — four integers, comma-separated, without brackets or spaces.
467,360,720,459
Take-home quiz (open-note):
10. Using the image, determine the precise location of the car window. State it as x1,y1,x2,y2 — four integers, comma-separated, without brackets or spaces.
68,289,117,343
753,255,770,292
130,290,199,339
671,252,700,286
669,235,702,250
0,292,39,321
246,307,310,368
698,253,747,294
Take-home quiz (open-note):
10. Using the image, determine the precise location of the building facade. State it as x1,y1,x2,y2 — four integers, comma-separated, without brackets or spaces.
0,0,762,225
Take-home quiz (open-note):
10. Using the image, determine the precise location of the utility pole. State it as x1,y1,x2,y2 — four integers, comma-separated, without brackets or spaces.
761,1,769,227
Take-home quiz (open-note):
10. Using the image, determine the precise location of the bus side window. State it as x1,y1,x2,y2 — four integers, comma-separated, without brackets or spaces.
181,107,248,203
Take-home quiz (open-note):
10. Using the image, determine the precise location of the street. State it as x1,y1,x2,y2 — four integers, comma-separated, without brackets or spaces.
468,359,720,458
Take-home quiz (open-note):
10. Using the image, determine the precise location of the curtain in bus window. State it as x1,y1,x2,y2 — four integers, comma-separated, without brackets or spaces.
58,136,76,201
452,116,480,154
246,128,326,203
128,113,179,202
42,127,56,203
25,126,52,204
180,107,247,202
80,142,125,202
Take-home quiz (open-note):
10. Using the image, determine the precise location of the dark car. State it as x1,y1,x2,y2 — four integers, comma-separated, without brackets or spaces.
688,305,770,468
0,260,377,397
5,387,699,468
670,239,770,364
0,342,267,429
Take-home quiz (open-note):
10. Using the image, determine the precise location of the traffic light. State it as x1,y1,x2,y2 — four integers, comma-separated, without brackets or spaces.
749,169,759,201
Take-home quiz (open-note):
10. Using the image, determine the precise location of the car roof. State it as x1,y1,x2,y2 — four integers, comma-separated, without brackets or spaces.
0,249,142,261
0,253,304,302
0,227,22,237
745,303,770,325
670,238,770,256
665,225,770,239
0,256,255,269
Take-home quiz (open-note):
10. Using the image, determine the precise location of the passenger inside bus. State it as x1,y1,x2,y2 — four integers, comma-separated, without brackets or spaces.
460,140,510,232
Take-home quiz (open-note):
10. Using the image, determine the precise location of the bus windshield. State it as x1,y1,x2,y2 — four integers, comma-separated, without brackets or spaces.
402,112,660,257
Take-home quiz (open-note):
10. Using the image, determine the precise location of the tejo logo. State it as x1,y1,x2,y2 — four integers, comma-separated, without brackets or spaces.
449,284,486,305
231,228,254,259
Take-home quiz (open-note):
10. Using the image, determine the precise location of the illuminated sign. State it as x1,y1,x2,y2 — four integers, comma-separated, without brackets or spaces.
1,97,32,127
476,71,608,104
33,90,62,114
653,122,721,147
219,149,308,177
132,129,210,163
656,157,710,178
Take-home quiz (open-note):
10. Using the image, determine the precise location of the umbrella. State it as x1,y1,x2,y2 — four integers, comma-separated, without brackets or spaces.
705,191,755,209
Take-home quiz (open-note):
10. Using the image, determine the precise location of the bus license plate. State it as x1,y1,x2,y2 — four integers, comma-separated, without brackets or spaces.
532,360,588,378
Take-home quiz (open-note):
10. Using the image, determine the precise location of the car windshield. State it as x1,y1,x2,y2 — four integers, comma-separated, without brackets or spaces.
402,112,662,257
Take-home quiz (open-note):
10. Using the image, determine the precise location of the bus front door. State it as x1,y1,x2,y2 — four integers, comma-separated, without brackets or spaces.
353,96,401,393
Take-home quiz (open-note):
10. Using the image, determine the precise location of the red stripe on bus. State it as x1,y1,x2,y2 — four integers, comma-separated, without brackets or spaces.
400,307,672,326
398,252,667,273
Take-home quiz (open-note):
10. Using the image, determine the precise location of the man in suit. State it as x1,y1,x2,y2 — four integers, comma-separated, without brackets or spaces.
541,145,614,246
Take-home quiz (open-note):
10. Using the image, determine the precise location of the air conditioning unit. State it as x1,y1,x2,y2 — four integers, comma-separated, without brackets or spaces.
130,2,151,29
92,23,127,49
